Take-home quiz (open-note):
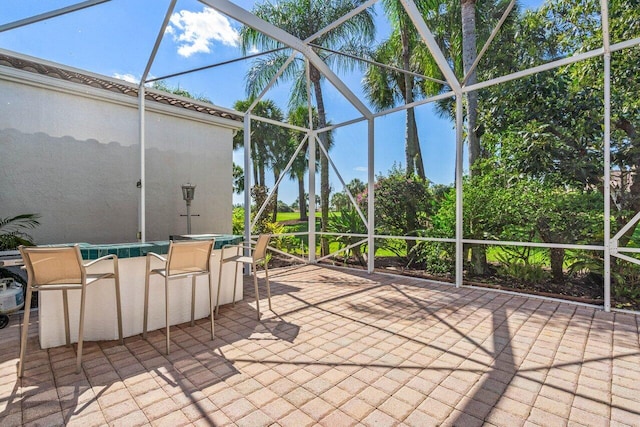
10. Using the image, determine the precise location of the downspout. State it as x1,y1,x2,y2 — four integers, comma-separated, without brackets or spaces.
139,85,146,242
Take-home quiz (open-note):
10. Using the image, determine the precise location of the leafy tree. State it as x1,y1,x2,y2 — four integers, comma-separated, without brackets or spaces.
151,80,211,103
331,192,349,211
240,0,375,256
362,164,434,255
480,0,640,247
332,178,366,211
277,200,294,213
346,178,366,196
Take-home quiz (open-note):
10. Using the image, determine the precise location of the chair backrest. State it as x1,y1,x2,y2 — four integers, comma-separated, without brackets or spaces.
19,245,84,286
166,239,214,276
253,234,271,261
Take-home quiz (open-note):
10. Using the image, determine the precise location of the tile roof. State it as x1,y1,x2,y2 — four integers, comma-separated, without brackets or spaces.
0,53,243,123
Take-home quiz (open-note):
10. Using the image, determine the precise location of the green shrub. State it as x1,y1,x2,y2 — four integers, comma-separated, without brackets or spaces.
495,248,550,284
408,239,455,275
328,206,368,266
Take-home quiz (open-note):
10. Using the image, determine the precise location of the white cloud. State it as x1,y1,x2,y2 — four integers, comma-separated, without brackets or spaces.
354,166,367,172
167,7,240,58
113,73,139,84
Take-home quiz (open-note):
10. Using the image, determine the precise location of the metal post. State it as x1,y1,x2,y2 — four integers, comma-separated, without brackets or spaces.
244,114,251,250
186,201,192,234
367,118,375,273
308,131,317,263
601,0,611,312
455,95,464,287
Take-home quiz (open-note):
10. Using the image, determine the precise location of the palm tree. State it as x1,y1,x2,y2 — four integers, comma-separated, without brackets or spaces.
424,0,514,274
461,0,480,175
287,106,313,221
233,98,288,224
233,98,286,189
287,106,334,221
0,214,40,250
240,0,375,256
364,0,441,180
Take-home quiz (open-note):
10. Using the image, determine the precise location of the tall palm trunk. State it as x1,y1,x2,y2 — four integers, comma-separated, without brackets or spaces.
297,172,308,221
400,24,426,180
311,66,330,257
462,0,488,275
401,23,424,254
462,0,480,171
272,169,280,222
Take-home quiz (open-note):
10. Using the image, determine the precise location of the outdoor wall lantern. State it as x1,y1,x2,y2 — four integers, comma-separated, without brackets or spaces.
181,183,196,234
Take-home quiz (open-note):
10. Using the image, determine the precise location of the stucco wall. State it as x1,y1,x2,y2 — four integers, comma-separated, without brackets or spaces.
0,68,239,244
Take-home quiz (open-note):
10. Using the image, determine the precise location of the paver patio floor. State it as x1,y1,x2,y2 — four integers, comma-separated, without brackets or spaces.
1,264,639,426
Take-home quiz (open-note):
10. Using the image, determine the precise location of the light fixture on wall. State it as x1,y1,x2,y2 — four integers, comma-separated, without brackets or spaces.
181,183,196,234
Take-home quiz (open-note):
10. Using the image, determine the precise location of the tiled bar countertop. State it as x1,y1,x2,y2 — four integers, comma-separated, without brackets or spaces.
47,234,242,260
38,234,244,348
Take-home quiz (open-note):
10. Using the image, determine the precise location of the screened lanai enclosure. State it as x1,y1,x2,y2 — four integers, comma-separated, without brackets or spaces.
2,0,640,313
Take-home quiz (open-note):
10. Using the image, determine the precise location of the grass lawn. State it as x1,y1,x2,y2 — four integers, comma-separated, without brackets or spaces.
274,211,400,257
275,211,307,222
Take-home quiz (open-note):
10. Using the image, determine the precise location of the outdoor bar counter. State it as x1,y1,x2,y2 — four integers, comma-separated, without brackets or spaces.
38,234,243,348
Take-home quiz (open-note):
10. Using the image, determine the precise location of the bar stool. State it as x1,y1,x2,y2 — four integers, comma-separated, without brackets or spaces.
216,234,272,320
143,239,214,354
18,245,123,377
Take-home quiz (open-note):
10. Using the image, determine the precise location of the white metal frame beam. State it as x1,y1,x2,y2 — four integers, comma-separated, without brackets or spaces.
200,0,373,119
0,0,111,33
399,0,462,93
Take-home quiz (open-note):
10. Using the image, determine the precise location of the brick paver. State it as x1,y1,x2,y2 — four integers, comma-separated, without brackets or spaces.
0,264,639,426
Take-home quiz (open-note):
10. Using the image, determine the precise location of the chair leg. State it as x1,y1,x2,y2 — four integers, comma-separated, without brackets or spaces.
62,289,71,347
215,260,224,319
208,272,214,340
165,277,170,355
264,262,272,311
114,270,124,345
190,275,196,327
253,263,260,320
76,287,87,374
143,269,150,339
232,261,239,307
18,287,33,378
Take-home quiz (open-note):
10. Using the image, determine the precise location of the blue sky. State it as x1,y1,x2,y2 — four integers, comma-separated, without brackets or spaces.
1,0,544,205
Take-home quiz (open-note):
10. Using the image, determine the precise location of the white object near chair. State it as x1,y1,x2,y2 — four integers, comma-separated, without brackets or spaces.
143,239,214,354
216,234,271,320
18,245,123,377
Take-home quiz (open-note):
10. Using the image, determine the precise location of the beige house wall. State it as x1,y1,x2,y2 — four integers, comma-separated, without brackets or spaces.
0,66,240,244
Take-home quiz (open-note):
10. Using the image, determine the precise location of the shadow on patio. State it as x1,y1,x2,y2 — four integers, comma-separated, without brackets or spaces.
1,264,639,426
